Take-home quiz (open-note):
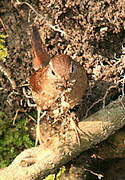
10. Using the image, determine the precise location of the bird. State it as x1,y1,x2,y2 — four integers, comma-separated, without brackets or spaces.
29,25,88,145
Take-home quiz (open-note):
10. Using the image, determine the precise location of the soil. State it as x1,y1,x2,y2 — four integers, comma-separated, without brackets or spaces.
0,0,125,179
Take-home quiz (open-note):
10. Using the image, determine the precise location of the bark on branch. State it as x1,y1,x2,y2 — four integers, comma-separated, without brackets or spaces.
0,97,125,180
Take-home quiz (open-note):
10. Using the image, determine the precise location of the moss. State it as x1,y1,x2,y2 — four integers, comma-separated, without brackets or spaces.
0,111,34,168
0,33,34,168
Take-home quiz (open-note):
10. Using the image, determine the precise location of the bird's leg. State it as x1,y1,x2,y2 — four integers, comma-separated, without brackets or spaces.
35,107,41,146
35,107,46,146
70,114,89,145
70,118,81,145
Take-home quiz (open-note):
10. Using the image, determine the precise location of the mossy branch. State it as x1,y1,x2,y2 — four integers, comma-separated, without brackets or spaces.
0,97,125,180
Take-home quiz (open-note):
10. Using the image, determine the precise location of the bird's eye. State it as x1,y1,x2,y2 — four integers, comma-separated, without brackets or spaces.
51,69,56,75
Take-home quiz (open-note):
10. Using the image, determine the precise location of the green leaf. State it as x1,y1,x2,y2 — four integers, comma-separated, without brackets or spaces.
44,174,55,180
0,34,8,61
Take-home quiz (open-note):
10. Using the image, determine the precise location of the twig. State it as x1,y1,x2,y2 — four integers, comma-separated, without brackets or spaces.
48,24,67,35
0,62,16,89
13,109,36,124
0,17,8,34
84,168,103,179
85,77,125,118
22,86,37,107
13,108,26,125
22,87,32,99
16,1,41,17
26,113,36,122
14,0,67,36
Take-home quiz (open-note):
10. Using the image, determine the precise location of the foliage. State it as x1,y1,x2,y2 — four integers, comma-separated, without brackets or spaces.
0,112,34,168
0,33,34,168
0,34,8,61
44,174,55,180
56,167,66,180
44,167,66,180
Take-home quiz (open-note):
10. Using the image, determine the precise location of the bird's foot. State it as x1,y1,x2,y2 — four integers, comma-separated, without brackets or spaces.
35,124,43,146
70,114,90,145
35,110,47,146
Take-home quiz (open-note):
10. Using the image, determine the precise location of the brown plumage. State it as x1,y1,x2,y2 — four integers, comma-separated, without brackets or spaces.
32,26,50,70
30,25,88,145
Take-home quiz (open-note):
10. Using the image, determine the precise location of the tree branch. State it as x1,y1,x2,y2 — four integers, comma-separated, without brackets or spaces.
0,97,125,180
